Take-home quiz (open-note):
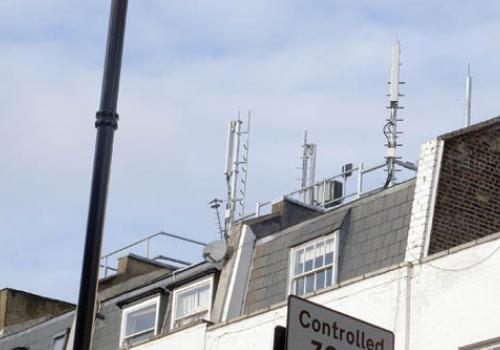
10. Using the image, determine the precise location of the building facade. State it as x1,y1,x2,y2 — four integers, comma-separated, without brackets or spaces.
1,117,499,350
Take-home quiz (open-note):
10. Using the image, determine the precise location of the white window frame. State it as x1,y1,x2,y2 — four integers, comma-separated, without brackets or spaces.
119,295,161,348
171,276,214,329
288,231,340,296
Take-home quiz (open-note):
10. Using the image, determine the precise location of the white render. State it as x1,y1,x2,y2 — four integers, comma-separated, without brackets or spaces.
405,138,444,263
133,232,500,350
222,224,256,321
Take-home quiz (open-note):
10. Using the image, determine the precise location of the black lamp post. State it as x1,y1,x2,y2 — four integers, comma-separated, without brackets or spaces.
73,1,128,349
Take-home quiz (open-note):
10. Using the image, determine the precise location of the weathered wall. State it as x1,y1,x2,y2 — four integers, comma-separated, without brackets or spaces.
429,122,500,254
0,291,6,335
0,289,74,335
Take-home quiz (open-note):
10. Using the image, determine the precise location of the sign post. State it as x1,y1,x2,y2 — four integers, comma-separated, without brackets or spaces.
286,295,394,350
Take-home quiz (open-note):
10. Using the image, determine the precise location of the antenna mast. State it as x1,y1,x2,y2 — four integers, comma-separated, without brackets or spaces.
300,131,317,188
209,199,224,240
465,64,472,127
384,39,404,188
224,112,251,238
238,111,251,218
300,130,317,203
301,131,308,188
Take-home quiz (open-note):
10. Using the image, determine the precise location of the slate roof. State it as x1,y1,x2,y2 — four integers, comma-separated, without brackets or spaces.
0,179,416,348
243,179,415,314
0,311,74,350
0,262,217,350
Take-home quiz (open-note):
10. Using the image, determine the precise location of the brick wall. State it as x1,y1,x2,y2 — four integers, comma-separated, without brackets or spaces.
428,122,500,254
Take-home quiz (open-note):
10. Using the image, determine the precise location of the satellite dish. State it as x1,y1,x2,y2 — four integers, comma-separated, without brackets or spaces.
203,240,232,264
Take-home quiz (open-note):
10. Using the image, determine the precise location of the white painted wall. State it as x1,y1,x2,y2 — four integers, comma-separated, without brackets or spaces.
133,233,500,350
134,323,207,350
410,234,500,349
405,138,443,263
222,225,256,321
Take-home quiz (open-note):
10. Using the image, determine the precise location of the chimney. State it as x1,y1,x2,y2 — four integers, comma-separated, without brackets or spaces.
0,288,74,336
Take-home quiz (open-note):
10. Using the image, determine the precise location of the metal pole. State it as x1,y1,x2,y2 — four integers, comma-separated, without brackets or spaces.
273,326,287,350
104,256,109,278
301,131,308,189
465,63,472,127
225,119,241,237
322,180,326,205
145,238,150,258
357,162,364,198
386,39,401,188
73,1,128,349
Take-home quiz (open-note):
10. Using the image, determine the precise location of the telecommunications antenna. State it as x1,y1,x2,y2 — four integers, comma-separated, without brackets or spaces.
223,111,252,238
299,130,317,188
384,39,404,188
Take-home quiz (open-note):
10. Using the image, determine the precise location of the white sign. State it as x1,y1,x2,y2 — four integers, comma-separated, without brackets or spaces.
286,295,394,350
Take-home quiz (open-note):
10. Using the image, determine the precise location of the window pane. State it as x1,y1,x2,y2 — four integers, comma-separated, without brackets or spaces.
177,289,196,318
295,277,305,295
304,246,314,272
326,267,333,287
176,282,211,320
126,304,156,336
325,238,334,265
52,335,66,350
305,274,315,294
325,252,334,265
316,270,325,290
325,238,334,253
294,249,304,275
315,242,324,268
197,284,210,310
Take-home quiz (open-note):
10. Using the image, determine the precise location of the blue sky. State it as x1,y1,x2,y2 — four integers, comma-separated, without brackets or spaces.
1,0,500,302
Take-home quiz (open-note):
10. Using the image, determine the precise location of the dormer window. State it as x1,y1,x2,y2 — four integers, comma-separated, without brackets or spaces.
289,232,339,296
171,277,213,329
120,296,161,347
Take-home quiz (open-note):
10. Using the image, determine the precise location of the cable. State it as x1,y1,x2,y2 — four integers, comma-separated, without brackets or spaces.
383,120,393,188
422,243,500,272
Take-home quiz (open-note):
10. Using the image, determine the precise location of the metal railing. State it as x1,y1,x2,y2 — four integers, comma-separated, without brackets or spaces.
237,160,416,222
100,231,207,277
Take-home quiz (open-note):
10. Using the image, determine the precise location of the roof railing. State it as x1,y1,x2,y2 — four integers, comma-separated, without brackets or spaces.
100,231,207,277
238,160,416,222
